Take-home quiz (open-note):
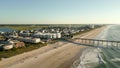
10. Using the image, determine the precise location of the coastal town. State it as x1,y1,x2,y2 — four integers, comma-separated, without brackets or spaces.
0,24,105,68
0,24,99,50
0,0,120,68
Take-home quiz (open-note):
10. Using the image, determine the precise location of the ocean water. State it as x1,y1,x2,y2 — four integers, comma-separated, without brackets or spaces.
72,25,120,68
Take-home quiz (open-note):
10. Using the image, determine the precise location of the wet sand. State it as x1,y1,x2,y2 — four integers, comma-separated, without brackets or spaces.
0,27,105,68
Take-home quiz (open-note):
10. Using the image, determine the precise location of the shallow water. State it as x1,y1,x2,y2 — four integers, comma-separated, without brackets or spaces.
0,28,14,32
73,25,120,68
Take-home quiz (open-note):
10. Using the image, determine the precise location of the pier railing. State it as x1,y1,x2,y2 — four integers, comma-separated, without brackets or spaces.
73,38,120,49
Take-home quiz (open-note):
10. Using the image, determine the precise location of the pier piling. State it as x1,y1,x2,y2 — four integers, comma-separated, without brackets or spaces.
75,38,120,49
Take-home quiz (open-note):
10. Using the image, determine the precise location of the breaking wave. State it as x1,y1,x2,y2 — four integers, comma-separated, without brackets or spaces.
71,25,120,68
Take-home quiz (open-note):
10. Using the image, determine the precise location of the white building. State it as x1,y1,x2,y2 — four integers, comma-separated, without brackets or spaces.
56,33,61,38
19,33,31,37
32,32,61,39
90,25,95,29
3,44,13,50
16,37,41,43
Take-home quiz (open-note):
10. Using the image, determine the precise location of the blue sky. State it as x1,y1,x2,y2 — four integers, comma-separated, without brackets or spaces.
0,0,120,24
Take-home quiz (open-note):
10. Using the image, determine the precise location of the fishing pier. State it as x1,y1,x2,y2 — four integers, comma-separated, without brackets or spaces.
73,38,120,49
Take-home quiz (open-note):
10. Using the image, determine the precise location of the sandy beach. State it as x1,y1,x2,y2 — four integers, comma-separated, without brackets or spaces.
0,27,105,68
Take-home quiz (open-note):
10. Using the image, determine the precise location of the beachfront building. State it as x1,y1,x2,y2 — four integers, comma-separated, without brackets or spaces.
3,43,13,50
8,40,25,48
19,33,31,37
0,31,5,35
56,33,61,38
0,36,6,40
14,42,25,48
0,39,26,50
0,44,4,50
16,37,41,43
32,32,61,39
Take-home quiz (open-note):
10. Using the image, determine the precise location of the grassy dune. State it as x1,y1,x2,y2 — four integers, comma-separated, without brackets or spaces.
0,43,47,60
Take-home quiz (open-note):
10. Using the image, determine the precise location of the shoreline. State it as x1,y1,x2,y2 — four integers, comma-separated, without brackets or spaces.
58,47,89,68
70,47,89,68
